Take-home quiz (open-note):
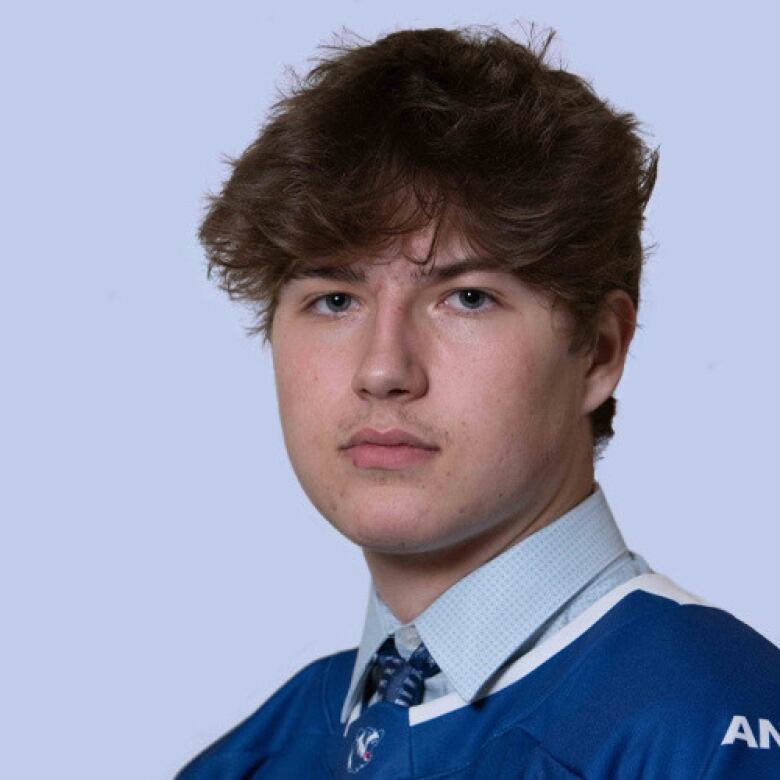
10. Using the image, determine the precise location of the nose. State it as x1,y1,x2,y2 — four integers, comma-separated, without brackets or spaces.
351,304,428,402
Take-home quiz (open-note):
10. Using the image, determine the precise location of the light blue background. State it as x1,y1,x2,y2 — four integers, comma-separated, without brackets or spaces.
2,2,778,778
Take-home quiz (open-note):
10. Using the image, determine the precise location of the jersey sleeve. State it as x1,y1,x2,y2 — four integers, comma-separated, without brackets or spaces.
700,713,780,778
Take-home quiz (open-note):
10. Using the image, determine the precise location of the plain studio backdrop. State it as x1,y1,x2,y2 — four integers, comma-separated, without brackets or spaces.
2,2,778,778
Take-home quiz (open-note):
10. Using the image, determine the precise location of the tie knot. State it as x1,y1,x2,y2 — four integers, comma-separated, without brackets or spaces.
407,640,441,676
370,636,441,708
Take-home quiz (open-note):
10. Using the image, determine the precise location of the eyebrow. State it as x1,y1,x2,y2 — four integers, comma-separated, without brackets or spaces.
294,258,507,285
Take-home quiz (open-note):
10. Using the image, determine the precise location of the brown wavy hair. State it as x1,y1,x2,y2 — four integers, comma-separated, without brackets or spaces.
199,26,658,449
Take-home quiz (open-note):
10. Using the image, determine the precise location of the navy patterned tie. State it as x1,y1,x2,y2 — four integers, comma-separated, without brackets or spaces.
370,636,441,707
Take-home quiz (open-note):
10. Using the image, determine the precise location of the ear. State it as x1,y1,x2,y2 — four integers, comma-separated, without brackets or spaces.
581,290,637,415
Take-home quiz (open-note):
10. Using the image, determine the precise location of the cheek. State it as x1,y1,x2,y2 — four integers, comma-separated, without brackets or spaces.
452,339,540,419
273,339,319,445
449,341,576,467
273,336,352,459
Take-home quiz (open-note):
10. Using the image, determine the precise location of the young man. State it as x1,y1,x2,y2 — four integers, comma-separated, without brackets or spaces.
178,26,780,779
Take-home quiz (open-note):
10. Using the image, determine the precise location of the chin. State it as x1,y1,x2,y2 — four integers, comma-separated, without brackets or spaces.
324,502,448,553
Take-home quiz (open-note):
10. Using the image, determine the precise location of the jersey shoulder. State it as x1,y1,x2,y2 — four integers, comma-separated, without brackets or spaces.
614,598,780,705
531,589,780,778
175,648,356,779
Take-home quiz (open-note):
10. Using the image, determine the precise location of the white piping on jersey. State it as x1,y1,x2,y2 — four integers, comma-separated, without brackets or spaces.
407,573,705,726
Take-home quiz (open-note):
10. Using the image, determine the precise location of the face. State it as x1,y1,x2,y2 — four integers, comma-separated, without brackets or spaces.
271,232,596,556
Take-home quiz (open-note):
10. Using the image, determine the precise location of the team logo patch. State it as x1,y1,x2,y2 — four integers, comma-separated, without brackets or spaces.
346,726,385,773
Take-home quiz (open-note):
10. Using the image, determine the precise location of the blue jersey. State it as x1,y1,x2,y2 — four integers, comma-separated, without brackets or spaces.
177,575,780,778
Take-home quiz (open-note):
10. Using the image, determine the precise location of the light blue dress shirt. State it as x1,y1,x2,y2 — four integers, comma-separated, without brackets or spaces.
341,485,651,723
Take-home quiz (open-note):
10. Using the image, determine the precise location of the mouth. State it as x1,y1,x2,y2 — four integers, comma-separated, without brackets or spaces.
341,427,440,470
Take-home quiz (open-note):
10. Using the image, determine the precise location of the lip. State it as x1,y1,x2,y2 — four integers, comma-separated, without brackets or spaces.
342,428,439,470
344,428,438,449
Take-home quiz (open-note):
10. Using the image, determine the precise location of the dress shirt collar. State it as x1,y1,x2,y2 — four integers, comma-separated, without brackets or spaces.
340,485,628,723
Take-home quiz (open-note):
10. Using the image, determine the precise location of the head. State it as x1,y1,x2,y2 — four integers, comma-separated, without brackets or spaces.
199,26,657,556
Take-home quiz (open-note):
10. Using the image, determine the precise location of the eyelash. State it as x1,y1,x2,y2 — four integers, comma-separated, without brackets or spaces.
306,288,498,317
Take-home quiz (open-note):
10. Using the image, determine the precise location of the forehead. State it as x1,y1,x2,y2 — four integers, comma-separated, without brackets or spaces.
289,229,509,286
293,256,510,287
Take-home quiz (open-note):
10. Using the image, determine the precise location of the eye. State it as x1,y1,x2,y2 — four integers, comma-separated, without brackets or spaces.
444,289,495,312
310,292,355,314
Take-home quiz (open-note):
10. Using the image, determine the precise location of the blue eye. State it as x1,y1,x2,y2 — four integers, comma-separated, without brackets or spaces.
447,289,493,311
312,292,354,314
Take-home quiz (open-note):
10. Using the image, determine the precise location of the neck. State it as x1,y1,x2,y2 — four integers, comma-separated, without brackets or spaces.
363,459,595,624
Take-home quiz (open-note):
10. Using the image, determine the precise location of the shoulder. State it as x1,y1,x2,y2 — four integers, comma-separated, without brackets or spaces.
533,585,780,778
175,648,356,779
557,575,780,704
603,596,780,705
